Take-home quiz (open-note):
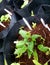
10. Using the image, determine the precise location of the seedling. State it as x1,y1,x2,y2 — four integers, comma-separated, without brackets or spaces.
0,14,10,22
11,29,50,65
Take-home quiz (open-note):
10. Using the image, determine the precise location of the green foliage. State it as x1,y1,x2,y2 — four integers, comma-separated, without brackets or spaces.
14,29,43,59
32,34,41,42
32,22,36,28
38,44,50,55
32,60,42,65
0,15,5,22
13,29,50,65
14,45,27,58
11,63,20,65
33,50,38,61
33,59,50,65
31,11,34,16
0,14,10,22
27,41,34,58
19,29,31,39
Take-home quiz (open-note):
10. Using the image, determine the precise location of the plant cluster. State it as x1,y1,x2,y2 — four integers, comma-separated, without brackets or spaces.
0,14,10,22
11,29,50,65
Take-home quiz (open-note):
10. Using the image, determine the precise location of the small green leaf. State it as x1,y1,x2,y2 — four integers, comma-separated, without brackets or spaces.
27,50,32,59
31,11,34,16
33,60,42,65
33,50,38,61
16,40,25,48
1,15,5,22
0,14,10,22
19,30,31,39
28,42,34,52
32,34,41,42
38,44,49,53
27,41,34,58
14,45,27,58
4,14,10,21
32,22,36,28
11,62,20,65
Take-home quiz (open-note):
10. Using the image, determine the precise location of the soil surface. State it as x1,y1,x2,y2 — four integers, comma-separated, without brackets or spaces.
11,23,50,65
0,22,10,32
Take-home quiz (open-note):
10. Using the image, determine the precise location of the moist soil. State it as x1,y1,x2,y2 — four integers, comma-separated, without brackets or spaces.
0,22,10,32
11,23,50,65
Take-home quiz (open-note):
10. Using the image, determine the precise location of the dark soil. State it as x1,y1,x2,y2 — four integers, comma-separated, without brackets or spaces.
0,22,10,32
11,23,50,65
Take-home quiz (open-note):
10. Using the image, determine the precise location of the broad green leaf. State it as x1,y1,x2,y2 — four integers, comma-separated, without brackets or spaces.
33,50,38,61
11,63,20,65
33,60,42,65
38,44,49,53
14,45,27,58
28,42,34,51
16,40,25,48
27,42,34,58
32,34,41,41
19,30,31,39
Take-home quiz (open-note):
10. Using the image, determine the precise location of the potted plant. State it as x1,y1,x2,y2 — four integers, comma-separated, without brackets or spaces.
0,14,10,32
5,16,50,65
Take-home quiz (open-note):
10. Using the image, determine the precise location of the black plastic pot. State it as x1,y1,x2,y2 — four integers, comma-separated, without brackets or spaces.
4,15,40,65
0,10,22,65
37,4,50,24
14,0,50,18
14,0,32,18
3,1,50,63
28,0,50,14
0,0,50,65
4,14,50,65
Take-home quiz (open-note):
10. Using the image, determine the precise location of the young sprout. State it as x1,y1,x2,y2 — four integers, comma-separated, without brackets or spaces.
31,11,34,16
21,0,29,8
32,22,36,29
